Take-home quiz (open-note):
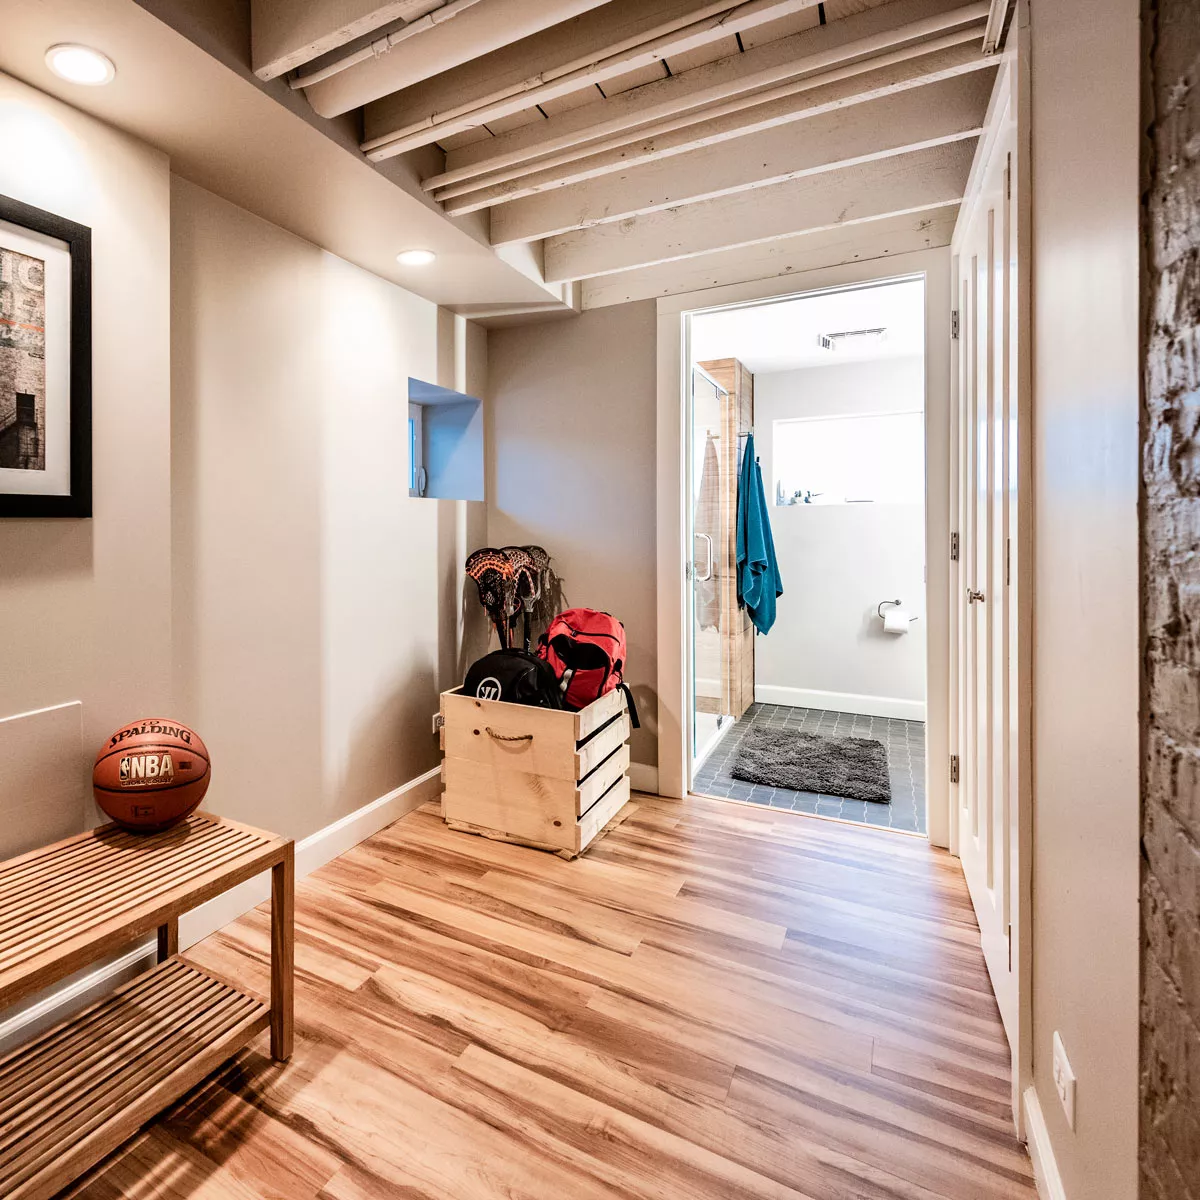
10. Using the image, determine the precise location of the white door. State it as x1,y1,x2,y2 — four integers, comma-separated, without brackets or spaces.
951,56,1029,1125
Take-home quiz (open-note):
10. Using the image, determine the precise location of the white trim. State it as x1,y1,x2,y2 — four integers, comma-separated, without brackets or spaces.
1022,1087,1068,1200
754,685,926,721
180,765,442,948
656,246,952,846
628,761,660,796
0,766,442,1054
0,940,156,1054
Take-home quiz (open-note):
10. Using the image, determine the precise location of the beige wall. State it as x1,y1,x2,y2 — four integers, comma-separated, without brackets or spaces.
487,303,658,770
171,176,481,841
1028,0,1140,1194
0,73,172,858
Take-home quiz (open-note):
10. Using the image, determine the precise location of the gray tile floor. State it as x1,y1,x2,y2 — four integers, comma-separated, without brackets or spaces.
693,703,927,834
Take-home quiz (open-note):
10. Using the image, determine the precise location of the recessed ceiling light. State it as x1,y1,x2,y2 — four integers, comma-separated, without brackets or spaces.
45,44,116,86
397,249,436,267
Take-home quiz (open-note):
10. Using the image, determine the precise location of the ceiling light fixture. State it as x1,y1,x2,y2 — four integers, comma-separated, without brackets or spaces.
45,44,116,86
396,249,436,267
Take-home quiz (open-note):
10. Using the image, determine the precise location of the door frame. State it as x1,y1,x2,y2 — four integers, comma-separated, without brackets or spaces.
655,247,954,848
948,35,1033,1132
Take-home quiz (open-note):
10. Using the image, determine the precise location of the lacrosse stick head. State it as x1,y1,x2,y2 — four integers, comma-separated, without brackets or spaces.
501,546,540,613
465,548,516,638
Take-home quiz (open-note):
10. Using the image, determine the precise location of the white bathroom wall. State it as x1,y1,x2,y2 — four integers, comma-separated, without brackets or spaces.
754,356,926,719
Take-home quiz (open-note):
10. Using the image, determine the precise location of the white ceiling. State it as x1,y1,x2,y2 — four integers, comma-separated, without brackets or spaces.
690,276,926,374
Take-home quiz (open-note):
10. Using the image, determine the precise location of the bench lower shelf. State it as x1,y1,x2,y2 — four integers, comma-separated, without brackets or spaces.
0,955,269,1200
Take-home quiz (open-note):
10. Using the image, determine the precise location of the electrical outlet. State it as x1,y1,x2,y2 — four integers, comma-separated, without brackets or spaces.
1052,1031,1076,1129
432,711,444,736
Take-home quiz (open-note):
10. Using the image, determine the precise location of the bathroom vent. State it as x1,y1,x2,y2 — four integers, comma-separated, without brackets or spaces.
817,326,887,350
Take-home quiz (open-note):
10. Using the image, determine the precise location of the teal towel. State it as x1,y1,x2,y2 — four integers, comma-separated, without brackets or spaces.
736,434,783,635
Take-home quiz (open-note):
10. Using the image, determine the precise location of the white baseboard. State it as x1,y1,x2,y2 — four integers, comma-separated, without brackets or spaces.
179,765,442,949
1023,1086,1068,1200
0,765,442,1054
754,684,926,722
628,761,659,796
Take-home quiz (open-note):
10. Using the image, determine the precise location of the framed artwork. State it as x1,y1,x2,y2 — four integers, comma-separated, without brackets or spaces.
0,194,91,517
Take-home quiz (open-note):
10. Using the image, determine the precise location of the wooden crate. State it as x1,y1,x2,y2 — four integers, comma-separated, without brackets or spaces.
440,687,633,857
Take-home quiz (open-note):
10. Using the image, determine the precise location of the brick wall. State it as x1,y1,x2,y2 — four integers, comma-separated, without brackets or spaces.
1141,2,1200,1196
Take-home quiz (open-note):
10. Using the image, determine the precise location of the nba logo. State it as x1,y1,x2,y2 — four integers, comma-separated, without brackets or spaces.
476,676,502,701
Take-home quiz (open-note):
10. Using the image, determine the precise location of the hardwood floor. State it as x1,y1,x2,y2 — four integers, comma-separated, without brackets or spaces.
62,794,1035,1200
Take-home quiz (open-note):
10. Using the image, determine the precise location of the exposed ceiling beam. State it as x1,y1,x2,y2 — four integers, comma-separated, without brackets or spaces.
982,0,1013,52
440,37,992,212
300,0,614,117
544,139,975,282
288,0,494,90
250,0,442,81
580,208,959,308
358,0,824,158
429,0,985,192
489,72,991,244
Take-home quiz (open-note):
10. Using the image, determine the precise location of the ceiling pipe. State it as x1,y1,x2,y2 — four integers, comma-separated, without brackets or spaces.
289,0,489,90
422,2,990,197
360,0,823,160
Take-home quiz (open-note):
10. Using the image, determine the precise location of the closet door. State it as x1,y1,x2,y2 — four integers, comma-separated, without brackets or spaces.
951,55,1030,1127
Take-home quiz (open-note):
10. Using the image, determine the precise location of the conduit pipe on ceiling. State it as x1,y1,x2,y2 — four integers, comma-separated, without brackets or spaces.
422,1,990,196
289,0,490,90
360,0,823,160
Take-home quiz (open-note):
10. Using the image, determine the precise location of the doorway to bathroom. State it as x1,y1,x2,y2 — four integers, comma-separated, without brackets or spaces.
685,276,929,835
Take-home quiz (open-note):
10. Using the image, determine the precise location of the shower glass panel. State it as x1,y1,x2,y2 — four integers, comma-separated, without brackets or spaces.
689,366,733,770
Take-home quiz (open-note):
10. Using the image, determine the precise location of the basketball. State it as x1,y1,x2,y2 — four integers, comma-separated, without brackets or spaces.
93,718,211,833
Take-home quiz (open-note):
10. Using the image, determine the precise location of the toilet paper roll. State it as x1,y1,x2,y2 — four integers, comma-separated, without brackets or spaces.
883,607,913,634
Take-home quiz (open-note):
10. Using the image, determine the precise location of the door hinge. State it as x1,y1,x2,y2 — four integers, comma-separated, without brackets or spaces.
1006,152,1012,200
950,754,960,785
1007,922,1013,971
950,531,959,562
1006,536,1011,586
951,310,960,340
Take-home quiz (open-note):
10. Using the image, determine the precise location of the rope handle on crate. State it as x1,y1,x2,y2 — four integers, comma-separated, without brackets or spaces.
483,727,533,743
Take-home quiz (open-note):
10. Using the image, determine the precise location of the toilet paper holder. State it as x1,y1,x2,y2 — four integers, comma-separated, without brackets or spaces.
877,599,918,622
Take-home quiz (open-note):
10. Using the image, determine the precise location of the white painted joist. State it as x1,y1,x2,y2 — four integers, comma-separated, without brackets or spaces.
431,0,985,188
489,71,990,243
251,0,442,81
359,0,823,158
435,35,991,211
581,208,959,307
301,0,614,117
544,138,975,282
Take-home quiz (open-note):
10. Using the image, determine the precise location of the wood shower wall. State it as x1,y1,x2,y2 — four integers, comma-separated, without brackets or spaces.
697,357,755,721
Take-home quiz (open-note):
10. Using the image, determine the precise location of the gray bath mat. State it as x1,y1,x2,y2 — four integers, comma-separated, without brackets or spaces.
731,727,892,803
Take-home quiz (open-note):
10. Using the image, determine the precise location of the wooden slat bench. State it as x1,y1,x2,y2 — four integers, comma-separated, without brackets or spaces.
0,813,293,1200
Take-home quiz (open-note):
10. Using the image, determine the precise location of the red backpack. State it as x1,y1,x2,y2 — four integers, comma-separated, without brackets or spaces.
537,608,640,726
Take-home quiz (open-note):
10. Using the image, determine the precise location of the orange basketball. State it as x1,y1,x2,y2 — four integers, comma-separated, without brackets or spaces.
93,718,211,833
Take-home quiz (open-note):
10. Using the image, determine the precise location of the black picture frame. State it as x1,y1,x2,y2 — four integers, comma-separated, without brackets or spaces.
0,193,92,518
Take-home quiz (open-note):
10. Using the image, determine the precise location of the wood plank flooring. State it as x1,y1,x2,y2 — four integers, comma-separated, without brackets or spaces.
60,794,1035,1200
